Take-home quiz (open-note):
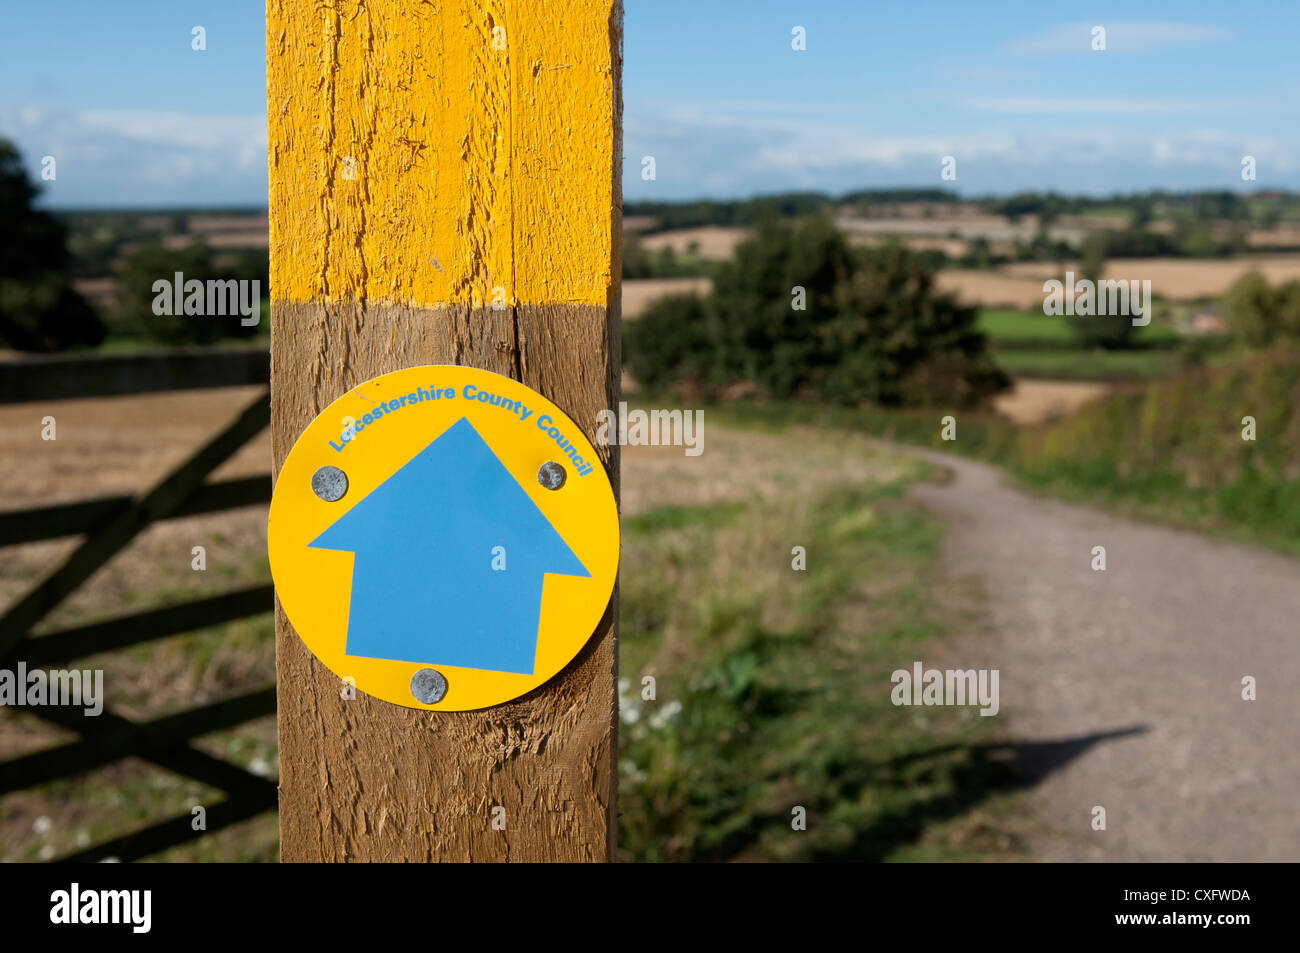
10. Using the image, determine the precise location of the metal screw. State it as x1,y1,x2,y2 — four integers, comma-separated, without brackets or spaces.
410,668,448,704
537,461,566,490
311,465,348,502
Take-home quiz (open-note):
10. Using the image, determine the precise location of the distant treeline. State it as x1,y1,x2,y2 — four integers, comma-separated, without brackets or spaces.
625,188,1300,233
53,205,267,218
625,190,958,232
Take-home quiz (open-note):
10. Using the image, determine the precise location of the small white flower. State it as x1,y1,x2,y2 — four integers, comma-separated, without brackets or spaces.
32,815,52,835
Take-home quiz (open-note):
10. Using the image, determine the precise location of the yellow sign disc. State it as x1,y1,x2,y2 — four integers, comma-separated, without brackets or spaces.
268,366,619,711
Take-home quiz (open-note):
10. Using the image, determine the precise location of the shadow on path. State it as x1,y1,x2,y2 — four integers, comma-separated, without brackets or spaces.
807,726,1148,862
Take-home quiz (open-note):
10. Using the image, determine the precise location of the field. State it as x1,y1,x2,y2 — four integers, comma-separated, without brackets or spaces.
0,388,1024,862
623,277,712,319
998,255,1300,301
989,379,1108,425
992,348,1189,380
0,387,275,861
977,308,1181,347
937,270,1047,310
637,227,748,261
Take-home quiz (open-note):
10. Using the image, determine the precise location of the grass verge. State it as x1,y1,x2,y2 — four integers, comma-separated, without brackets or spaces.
674,345,1300,557
616,426,1025,861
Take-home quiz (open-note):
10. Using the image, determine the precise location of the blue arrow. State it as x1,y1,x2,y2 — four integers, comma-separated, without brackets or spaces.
308,417,589,674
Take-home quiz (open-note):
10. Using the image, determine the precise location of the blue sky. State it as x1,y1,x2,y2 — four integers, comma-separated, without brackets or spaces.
2,0,1297,207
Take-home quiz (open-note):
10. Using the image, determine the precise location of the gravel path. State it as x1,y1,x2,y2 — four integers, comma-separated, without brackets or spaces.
896,444,1300,861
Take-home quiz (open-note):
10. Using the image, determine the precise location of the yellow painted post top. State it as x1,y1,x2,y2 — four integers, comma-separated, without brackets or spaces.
266,0,620,310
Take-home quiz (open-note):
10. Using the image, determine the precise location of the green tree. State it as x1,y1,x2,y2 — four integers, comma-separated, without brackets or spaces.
816,240,1008,406
116,241,267,344
0,140,104,350
1276,280,1300,340
709,215,855,398
1224,271,1279,346
626,215,1008,407
622,293,715,394
1067,234,1135,349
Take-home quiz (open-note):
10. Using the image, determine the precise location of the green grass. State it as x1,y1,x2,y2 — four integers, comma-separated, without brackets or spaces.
1076,208,1134,222
977,307,1191,382
992,346,1187,380
978,308,1077,346
623,501,746,535
664,344,1300,557
617,442,1025,862
978,308,1183,350
1004,347,1300,555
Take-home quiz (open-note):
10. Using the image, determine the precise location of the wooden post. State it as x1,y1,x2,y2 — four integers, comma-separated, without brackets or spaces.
266,0,622,861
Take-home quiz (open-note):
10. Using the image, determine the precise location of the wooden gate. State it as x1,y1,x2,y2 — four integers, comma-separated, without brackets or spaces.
0,347,277,862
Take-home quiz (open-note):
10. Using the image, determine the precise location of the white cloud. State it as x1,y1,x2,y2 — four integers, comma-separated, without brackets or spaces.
0,105,267,206
1007,21,1230,55
4,95,1295,208
78,110,266,162
623,98,1300,199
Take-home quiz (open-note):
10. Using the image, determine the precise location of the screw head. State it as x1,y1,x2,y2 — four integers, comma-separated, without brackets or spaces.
311,466,348,502
410,668,448,704
537,461,566,490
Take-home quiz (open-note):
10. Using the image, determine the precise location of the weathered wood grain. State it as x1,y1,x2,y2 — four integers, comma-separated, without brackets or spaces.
268,0,622,861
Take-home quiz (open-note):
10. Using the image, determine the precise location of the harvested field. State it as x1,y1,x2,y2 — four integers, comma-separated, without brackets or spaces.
991,378,1110,425
1246,228,1300,248
186,215,269,234
623,277,712,318
0,386,276,861
1000,255,1300,300
937,270,1046,310
638,226,747,260
836,215,1087,246
848,234,969,258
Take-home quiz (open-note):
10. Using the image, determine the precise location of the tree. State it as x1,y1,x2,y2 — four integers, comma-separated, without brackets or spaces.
625,215,1008,407
0,139,104,350
1224,271,1279,346
1276,280,1300,340
116,241,267,344
622,293,714,394
815,239,1008,406
1067,234,1135,350
709,215,855,398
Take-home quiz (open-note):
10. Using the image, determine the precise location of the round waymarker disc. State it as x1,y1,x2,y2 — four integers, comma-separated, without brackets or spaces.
268,366,619,711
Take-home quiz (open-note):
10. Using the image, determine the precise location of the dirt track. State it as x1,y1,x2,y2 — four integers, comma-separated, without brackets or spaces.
896,444,1300,861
